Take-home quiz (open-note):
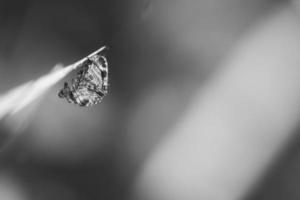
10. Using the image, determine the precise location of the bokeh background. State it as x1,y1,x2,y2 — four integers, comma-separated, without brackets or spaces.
2,0,300,199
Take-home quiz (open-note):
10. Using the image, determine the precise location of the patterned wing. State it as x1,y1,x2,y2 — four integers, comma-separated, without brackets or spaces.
58,48,109,107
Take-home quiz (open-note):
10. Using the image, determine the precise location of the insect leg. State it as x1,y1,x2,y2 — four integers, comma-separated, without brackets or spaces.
58,82,70,98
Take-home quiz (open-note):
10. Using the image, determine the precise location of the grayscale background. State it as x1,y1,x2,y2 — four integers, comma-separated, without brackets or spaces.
1,0,300,200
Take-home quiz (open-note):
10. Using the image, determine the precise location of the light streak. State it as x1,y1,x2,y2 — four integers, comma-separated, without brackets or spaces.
0,46,107,120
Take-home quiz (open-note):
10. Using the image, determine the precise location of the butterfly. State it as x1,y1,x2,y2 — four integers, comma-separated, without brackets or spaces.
58,49,109,106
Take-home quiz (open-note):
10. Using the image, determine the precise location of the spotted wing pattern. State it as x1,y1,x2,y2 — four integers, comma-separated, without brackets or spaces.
58,50,109,107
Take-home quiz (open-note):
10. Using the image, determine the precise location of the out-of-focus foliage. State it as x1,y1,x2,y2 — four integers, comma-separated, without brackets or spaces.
1,0,298,200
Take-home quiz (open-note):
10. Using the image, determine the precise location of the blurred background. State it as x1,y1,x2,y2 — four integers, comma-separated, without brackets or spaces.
2,0,300,199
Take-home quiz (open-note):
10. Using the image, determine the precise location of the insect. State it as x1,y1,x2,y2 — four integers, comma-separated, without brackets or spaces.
58,50,109,106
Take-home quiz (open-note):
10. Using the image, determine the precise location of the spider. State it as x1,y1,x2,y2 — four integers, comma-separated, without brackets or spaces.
58,52,109,106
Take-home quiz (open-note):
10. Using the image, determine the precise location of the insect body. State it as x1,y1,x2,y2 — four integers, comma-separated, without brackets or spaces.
58,50,109,106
